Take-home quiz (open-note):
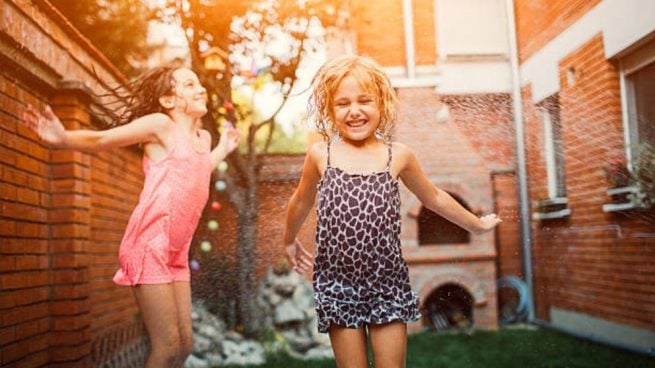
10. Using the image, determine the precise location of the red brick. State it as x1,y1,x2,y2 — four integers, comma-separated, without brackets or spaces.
0,201,48,222
0,238,48,254
51,284,89,300
50,299,91,316
51,223,90,238
0,325,15,345
1,302,49,325
52,314,91,331
15,221,49,238
0,287,49,308
50,193,91,208
0,270,49,290
51,268,88,285
15,318,50,340
15,185,41,206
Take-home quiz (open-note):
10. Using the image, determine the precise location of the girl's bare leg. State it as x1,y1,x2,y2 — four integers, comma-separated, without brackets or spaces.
172,281,193,367
133,284,182,368
328,323,369,368
368,321,407,368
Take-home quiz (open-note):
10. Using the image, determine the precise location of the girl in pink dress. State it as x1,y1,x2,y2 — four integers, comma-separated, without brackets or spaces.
22,64,239,368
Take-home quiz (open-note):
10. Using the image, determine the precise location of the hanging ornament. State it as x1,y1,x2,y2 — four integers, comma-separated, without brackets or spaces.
218,107,227,115
215,180,227,191
200,241,212,252
218,161,228,172
223,101,234,111
208,220,219,231
190,259,200,271
211,201,222,211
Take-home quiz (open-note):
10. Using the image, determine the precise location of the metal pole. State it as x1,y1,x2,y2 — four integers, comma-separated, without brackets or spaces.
504,0,535,320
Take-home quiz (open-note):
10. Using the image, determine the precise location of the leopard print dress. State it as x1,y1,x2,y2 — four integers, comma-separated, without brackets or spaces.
313,141,421,333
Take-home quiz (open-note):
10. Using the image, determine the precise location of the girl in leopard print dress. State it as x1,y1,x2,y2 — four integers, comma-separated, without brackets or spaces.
283,55,501,368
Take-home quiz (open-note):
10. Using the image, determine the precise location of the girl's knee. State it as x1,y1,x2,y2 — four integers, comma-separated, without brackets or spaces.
179,334,193,360
151,330,182,355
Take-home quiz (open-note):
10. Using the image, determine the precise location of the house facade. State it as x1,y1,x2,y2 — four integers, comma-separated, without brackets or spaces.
516,0,655,353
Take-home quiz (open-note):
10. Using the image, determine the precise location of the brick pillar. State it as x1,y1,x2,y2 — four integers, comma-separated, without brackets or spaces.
47,81,93,367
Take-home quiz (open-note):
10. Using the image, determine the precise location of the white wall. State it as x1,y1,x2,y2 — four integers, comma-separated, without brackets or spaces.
520,0,655,102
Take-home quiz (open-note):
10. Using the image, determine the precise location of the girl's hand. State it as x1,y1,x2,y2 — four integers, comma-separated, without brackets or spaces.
286,238,313,274
217,123,240,155
22,105,67,146
478,213,502,233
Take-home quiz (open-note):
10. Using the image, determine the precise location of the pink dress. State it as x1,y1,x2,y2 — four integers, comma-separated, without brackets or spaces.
113,123,212,285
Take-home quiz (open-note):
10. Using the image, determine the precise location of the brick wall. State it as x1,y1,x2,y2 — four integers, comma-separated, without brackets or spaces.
523,33,655,331
350,0,405,66
393,88,516,330
514,0,602,62
0,0,147,366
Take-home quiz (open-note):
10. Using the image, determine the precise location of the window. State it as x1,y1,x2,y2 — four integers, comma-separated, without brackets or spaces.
540,95,566,199
532,95,570,220
622,38,655,165
418,193,471,245
605,39,655,212
625,62,655,160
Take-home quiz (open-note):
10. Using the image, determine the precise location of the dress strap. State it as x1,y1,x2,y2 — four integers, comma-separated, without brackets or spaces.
326,139,332,167
386,142,393,171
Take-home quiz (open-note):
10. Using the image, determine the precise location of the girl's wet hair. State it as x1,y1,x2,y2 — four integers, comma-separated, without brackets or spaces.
94,59,185,126
308,55,398,141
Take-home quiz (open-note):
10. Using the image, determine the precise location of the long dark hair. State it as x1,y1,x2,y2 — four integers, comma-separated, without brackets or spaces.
94,60,184,126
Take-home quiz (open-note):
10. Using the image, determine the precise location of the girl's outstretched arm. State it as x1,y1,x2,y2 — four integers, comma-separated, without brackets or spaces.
22,104,172,152
396,143,501,234
209,124,240,169
283,142,324,273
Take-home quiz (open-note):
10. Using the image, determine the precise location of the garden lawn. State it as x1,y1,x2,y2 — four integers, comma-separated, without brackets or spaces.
223,327,655,368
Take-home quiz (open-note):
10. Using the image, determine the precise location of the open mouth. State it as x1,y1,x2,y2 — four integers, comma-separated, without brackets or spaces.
346,119,367,128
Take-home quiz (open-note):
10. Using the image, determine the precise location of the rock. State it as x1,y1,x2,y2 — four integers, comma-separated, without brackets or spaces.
197,324,223,342
205,352,224,366
221,340,265,366
184,354,209,368
280,329,315,352
270,270,301,297
292,283,314,310
192,334,212,354
225,330,244,342
274,300,305,325
303,345,335,360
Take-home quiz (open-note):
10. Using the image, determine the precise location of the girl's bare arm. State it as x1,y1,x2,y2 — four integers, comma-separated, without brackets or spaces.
395,142,500,234
22,105,172,152
283,142,324,245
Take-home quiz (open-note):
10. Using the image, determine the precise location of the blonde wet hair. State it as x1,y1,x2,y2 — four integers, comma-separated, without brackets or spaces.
308,55,398,141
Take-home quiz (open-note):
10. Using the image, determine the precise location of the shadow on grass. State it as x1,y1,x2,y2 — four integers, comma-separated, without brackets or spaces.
222,327,655,368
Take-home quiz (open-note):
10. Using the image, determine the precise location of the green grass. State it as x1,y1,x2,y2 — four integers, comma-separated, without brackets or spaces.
223,327,655,368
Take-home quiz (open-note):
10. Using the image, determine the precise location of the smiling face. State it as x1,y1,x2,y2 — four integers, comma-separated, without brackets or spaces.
166,68,208,118
331,75,381,144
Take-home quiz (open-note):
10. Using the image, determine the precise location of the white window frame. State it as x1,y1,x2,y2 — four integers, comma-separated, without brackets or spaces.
619,38,655,170
542,110,558,199
540,97,566,200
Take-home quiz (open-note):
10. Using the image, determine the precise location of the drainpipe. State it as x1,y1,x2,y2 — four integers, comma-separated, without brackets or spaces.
504,0,535,321
403,0,416,79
